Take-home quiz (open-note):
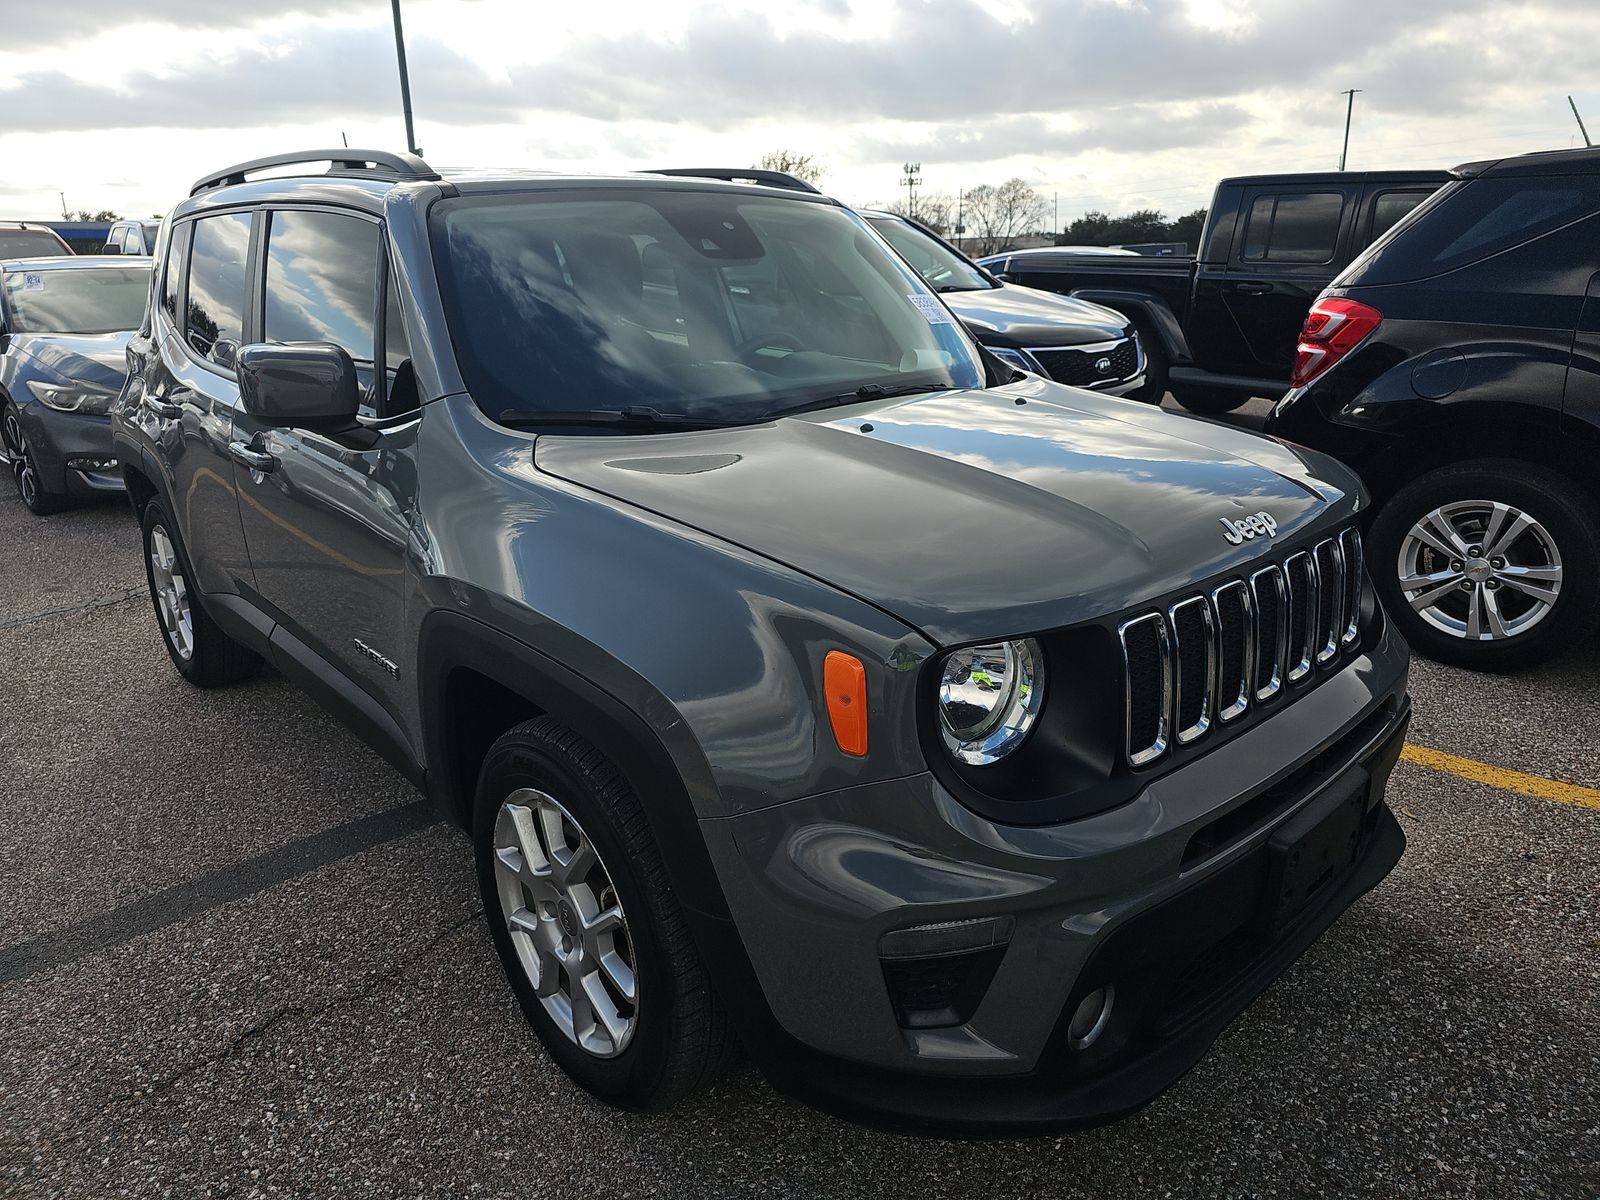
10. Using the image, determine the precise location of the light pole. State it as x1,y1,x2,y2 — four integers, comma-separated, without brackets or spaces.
902,162,921,218
391,0,419,155
1338,89,1363,171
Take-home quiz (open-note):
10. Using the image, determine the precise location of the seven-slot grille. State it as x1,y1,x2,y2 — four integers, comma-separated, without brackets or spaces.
1118,528,1364,767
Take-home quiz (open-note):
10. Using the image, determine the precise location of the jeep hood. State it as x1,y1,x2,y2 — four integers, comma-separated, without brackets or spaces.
534,379,1359,646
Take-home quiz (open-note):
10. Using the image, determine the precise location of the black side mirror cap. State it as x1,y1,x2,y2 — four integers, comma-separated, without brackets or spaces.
237,342,360,432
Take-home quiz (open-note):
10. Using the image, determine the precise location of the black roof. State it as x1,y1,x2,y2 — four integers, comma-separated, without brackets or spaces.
1455,144,1600,178
1215,169,1451,188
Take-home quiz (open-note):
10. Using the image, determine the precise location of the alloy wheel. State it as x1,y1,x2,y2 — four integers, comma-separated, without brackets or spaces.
3,410,38,508
148,525,195,660
493,788,639,1058
1397,500,1563,642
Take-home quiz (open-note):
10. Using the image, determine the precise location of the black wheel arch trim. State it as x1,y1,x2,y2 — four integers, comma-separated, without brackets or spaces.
415,608,734,925
1064,289,1192,363
414,609,786,1054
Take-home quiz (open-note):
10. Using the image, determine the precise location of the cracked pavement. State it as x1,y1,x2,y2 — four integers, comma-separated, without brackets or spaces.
1,399,1597,1199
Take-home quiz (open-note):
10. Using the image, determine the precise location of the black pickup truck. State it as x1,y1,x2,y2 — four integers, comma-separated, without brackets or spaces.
980,170,1449,412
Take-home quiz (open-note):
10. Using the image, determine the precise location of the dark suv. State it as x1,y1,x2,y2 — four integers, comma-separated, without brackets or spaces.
1268,146,1600,671
115,150,1411,1135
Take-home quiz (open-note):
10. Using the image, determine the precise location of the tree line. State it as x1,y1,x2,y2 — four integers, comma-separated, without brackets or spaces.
756,152,1208,258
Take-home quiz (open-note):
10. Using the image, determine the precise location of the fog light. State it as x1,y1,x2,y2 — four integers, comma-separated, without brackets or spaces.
67,457,118,472
1067,984,1115,1050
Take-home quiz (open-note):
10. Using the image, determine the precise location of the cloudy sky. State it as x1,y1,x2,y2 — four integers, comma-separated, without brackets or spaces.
2,0,1595,225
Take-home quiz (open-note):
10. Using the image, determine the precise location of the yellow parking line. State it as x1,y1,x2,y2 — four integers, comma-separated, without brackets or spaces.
1401,743,1600,813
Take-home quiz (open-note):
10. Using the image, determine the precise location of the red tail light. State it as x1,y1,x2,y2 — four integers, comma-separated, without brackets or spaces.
1290,297,1382,389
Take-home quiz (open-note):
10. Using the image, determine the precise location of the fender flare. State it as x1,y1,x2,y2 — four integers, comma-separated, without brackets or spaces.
415,607,733,923
1065,288,1192,363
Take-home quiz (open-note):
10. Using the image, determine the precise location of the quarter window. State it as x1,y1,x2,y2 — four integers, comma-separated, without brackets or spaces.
184,211,253,367
161,222,190,321
263,210,378,362
1370,191,1430,242
1242,192,1343,263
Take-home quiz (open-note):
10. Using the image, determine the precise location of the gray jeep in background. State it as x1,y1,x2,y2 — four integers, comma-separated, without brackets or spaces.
113,150,1411,1135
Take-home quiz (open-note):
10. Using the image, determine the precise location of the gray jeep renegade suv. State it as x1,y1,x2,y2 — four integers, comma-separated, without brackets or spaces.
114,150,1411,1135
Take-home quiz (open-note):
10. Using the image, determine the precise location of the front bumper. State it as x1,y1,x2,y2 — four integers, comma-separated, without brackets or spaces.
13,402,123,497
696,618,1410,1134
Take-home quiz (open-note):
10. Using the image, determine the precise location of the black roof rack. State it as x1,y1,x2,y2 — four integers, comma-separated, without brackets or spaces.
648,167,823,195
190,149,440,197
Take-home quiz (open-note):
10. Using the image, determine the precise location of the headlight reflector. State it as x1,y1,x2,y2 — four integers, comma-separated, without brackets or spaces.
937,639,1044,765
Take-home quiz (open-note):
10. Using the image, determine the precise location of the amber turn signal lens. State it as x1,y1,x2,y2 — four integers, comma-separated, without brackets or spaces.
824,651,868,757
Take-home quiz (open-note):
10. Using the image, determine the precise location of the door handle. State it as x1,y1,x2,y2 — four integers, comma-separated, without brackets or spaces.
1229,281,1273,295
143,396,184,419
228,440,277,474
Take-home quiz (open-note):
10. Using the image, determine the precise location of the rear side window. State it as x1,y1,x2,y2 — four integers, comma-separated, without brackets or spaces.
1351,176,1600,284
162,222,191,321
263,209,379,362
185,211,253,367
0,229,71,258
1241,192,1343,263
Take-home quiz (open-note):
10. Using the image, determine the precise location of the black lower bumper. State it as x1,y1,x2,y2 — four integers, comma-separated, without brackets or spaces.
733,703,1410,1138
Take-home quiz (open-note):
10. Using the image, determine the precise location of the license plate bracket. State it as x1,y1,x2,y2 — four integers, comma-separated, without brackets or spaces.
1261,767,1370,932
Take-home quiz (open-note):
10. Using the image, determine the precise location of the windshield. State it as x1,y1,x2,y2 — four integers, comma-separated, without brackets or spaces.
0,230,71,258
432,189,986,425
866,215,992,292
2,266,151,334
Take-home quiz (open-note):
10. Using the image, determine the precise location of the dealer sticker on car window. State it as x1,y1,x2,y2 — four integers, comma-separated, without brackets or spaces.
907,293,953,324
22,273,44,291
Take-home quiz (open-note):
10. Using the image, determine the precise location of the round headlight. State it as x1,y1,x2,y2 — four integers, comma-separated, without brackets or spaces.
937,639,1045,765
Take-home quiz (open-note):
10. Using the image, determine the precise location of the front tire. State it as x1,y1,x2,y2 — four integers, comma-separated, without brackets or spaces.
140,499,263,686
1368,460,1600,671
2,403,66,515
475,717,731,1111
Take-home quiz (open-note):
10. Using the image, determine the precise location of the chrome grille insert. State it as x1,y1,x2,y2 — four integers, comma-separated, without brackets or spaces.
1210,580,1253,723
1339,527,1363,646
1313,538,1342,665
1118,612,1171,767
1169,596,1216,745
1283,550,1318,683
1117,528,1364,767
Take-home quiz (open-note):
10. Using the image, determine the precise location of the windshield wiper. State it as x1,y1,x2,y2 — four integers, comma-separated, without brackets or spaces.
768,381,951,419
496,405,745,431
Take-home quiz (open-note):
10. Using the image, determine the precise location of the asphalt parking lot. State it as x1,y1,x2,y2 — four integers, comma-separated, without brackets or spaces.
1,398,1596,1200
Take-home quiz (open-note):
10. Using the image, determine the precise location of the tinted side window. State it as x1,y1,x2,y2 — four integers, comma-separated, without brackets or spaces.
161,221,191,321
1351,176,1600,285
1242,192,1343,263
263,210,378,361
382,264,418,415
1370,191,1430,242
185,211,253,366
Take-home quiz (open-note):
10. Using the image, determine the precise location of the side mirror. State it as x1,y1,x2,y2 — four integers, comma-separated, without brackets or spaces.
102,243,122,255
237,342,359,431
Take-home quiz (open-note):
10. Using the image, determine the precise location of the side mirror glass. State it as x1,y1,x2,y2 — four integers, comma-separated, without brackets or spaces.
237,342,359,432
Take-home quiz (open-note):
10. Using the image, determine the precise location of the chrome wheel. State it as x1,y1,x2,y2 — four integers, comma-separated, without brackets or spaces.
148,525,195,660
493,788,638,1058
3,409,38,508
1398,500,1563,642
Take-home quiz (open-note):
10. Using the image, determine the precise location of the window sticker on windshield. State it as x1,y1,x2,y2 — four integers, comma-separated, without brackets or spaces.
22,273,44,291
907,293,954,324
